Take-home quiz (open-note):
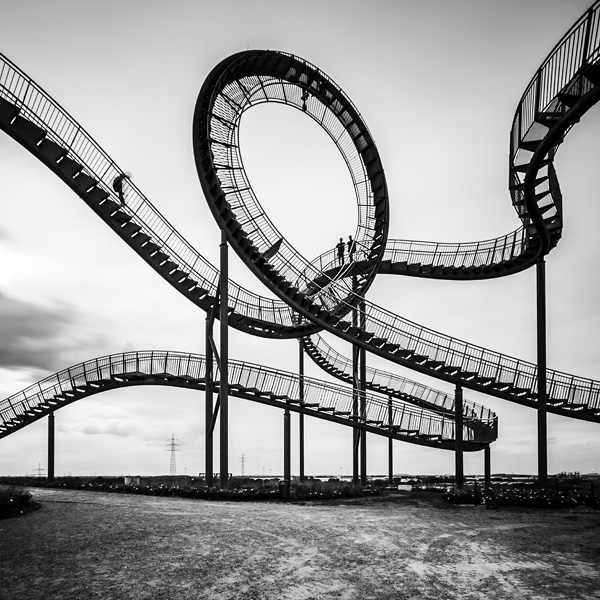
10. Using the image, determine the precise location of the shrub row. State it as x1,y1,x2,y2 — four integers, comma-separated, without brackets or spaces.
0,476,373,502
444,486,600,509
0,485,33,518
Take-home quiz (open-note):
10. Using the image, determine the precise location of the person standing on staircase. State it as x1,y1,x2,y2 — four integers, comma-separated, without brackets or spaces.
112,171,132,205
336,237,345,265
301,89,309,112
347,235,356,262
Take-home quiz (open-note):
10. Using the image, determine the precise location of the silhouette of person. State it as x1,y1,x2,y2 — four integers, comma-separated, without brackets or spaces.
347,235,356,261
336,237,345,265
301,90,309,112
112,171,132,205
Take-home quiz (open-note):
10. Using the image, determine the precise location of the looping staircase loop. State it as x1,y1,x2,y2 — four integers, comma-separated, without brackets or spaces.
193,50,389,319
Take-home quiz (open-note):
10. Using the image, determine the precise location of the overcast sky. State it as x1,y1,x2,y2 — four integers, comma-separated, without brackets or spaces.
1,0,599,478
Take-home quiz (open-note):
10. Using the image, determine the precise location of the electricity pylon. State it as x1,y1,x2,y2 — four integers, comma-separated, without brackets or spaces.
166,433,180,476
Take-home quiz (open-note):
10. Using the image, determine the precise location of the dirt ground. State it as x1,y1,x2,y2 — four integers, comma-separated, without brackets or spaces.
0,487,599,600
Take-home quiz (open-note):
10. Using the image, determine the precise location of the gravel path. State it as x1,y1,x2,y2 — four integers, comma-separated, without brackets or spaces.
1,487,599,599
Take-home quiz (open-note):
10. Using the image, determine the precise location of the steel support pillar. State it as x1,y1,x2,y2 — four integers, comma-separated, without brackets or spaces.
47,411,55,481
219,230,229,488
484,445,491,490
352,276,360,485
205,316,214,487
352,340,360,485
298,338,305,482
537,257,548,487
282,407,291,498
455,384,464,489
388,396,393,486
359,297,367,486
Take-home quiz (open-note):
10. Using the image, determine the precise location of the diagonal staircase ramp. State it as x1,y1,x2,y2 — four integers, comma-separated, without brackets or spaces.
0,64,318,340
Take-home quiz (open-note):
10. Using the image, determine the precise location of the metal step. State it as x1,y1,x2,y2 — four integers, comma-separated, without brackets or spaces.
12,115,45,145
0,96,18,122
557,92,581,108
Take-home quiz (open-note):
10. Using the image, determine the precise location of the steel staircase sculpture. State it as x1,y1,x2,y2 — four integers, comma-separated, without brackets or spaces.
0,49,481,454
0,351,494,450
0,2,599,458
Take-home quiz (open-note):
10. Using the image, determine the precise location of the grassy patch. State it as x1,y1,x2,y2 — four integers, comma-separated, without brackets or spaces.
0,485,36,519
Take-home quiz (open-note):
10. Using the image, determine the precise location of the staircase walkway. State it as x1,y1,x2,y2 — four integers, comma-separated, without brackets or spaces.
0,351,494,450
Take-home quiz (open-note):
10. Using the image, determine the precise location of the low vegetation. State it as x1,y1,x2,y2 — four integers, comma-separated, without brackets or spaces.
0,474,597,510
0,475,374,503
443,480,600,509
0,485,35,519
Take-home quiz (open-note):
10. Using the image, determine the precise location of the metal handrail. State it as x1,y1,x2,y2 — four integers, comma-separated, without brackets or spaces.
509,2,600,255
303,335,496,422
0,351,497,444
305,230,529,275
512,3,600,147
381,228,528,271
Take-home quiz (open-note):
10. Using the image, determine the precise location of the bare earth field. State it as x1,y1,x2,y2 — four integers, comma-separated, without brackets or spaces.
1,487,599,600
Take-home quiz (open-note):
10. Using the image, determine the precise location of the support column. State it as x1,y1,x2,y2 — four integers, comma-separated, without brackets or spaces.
537,257,548,487
219,230,229,488
298,338,305,482
484,445,491,490
205,316,214,487
455,384,464,489
359,297,367,486
388,396,393,486
352,277,360,485
352,341,359,485
352,345,360,485
47,411,55,481
282,407,291,498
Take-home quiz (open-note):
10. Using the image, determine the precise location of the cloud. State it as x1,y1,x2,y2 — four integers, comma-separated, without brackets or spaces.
80,420,138,437
0,226,11,243
0,289,92,371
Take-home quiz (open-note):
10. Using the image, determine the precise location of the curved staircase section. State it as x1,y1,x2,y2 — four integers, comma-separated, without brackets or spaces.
303,335,495,423
0,351,494,450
